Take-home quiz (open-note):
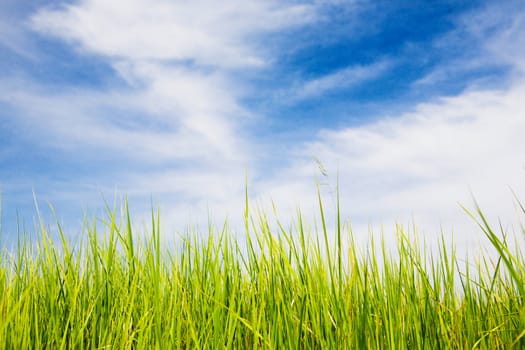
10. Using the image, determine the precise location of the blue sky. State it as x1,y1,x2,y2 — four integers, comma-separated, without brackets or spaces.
1,0,524,251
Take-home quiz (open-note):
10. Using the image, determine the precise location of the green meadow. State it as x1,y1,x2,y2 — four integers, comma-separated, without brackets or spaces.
0,189,524,349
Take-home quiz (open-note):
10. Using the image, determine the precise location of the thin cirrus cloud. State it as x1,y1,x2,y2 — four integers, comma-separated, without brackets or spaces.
289,59,392,101
0,76,245,163
30,0,318,67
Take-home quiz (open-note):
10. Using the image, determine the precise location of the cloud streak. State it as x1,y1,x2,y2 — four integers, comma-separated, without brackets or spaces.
31,0,318,68
290,59,391,101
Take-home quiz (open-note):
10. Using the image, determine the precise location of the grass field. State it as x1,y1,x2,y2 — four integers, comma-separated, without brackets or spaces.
0,189,524,349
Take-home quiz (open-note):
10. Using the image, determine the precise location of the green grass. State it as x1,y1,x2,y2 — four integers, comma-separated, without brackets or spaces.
0,191,524,349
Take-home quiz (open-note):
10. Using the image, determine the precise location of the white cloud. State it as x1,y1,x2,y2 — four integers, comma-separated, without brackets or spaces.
31,0,318,68
3,0,330,240
0,4,39,60
290,59,391,101
259,81,525,253
15,0,328,164
0,77,249,163
456,1,525,72
415,1,525,88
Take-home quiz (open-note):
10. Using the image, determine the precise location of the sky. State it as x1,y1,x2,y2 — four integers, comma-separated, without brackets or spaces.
1,0,525,253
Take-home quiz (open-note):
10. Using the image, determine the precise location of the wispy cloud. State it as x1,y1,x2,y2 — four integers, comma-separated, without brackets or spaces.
0,3,39,60
30,0,318,68
290,59,391,101
0,77,247,163
414,0,525,89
